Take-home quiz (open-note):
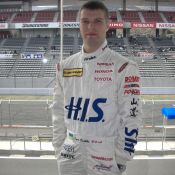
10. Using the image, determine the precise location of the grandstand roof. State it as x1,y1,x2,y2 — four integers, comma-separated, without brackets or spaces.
1,0,175,11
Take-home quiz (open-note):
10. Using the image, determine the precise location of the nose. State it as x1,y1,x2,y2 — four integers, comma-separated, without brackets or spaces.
87,22,95,29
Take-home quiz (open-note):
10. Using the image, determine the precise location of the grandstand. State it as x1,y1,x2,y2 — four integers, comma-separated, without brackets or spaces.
0,8,175,79
0,35,175,78
0,0,175,175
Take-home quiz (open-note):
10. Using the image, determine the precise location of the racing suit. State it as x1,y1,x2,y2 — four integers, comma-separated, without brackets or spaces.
52,40,142,175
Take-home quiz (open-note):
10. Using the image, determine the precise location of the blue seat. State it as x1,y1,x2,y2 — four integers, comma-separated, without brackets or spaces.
161,107,175,119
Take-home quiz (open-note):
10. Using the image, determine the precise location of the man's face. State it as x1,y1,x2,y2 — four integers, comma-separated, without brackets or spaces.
80,9,109,51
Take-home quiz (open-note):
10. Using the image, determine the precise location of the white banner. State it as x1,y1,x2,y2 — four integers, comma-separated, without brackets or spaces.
131,22,156,28
21,53,44,59
15,22,80,29
137,52,154,58
156,23,175,29
61,22,80,28
15,22,59,29
0,23,8,29
0,53,13,58
9,22,175,30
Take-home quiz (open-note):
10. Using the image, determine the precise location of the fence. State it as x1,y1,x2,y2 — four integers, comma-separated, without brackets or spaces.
0,99,175,153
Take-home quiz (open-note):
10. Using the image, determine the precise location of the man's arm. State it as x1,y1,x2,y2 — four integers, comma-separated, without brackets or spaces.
116,62,142,165
52,63,66,156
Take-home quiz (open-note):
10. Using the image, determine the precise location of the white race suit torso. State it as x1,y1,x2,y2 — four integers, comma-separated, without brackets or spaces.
52,40,142,175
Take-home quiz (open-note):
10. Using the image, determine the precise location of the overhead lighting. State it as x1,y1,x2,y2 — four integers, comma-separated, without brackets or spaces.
32,5,57,11
42,58,48,64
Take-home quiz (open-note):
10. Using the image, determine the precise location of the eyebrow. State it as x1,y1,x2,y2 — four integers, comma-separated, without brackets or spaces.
80,17,104,21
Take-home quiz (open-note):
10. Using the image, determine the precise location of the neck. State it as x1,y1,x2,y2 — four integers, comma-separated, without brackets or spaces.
83,45,100,53
83,40,105,53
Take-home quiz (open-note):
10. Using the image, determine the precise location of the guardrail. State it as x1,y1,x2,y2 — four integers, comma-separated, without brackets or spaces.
0,87,175,95
0,99,175,154
0,99,175,127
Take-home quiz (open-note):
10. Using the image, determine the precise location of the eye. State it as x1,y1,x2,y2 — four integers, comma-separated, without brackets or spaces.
81,19,89,24
96,19,102,23
95,19,103,24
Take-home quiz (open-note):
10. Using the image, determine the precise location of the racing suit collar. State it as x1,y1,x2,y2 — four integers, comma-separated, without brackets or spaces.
81,40,108,62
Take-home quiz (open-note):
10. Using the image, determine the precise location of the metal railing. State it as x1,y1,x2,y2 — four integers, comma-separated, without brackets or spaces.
0,99,175,154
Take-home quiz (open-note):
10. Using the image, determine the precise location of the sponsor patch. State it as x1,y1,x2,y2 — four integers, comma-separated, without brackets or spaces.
124,84,139,88
91,155,113,161
61,152,75,159
95,69,113,74
84,56,96,61
118,62,128,73
63,68,83,77
102,45,108,51
94,77,112,82
65,97,107,122
124,127,138,155
97,62,114,66
124,89,140,95
125,76,140,83
63,144,75,153
93,164,112,171
91,140,102,144
130,98,139,118
75,138,90,143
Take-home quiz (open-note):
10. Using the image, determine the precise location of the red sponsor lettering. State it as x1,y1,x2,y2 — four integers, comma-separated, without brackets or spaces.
124,84,140,88
124,89,140,95
157,23,175,29
97,62,114,66
125,76,140,83
109,22,124,29
131,22,155,28
95,69,113,73
91,155,113,161
94,77,112,81
91,140,102,144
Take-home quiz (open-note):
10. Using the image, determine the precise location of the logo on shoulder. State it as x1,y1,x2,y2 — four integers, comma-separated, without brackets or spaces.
84,56,96,61
102,45,108,51
118,62,128,73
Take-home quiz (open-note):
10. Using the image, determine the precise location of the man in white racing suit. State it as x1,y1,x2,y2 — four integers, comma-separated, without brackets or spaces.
52,1,142,175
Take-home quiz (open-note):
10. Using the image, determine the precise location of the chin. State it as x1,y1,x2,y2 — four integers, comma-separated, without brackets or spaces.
86,40,98,45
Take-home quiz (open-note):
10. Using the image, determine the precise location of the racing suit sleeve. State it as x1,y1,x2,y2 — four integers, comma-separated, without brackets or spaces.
52,63,66,157
116,62,142,165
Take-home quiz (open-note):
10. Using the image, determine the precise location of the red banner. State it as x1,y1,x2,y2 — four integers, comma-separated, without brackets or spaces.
131,22,156,28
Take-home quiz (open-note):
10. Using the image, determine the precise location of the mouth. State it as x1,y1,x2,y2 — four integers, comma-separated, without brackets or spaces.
86,33,97,37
